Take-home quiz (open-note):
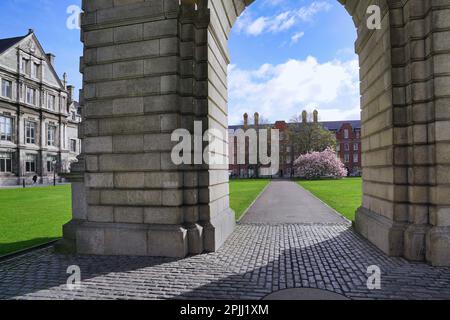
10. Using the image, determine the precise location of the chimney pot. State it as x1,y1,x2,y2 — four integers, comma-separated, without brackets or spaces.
313,110,319,123
243,113,248,129
302,110,307,123
254,112,259,127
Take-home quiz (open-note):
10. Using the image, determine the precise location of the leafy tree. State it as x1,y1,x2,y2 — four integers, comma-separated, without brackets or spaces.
289,114,337,156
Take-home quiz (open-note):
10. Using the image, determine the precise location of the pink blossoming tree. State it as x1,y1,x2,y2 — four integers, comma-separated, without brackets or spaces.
293,147,348,180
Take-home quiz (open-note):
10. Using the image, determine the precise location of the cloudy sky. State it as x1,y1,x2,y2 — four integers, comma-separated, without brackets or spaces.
0,0,360,125
228,0,360,124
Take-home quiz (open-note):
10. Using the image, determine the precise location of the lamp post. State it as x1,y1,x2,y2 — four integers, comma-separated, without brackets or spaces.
52,159,57,186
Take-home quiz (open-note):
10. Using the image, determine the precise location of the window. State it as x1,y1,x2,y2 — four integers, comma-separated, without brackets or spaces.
344,143,350,151
0,153,12,173
353,153,359,163
344,129,349,139
25,121,36,144
47,125,56,146
25,154,36,172
356,131,361,138
21,58,29,74
71,111,76,121
31,62,39,78
344,154,350,163
336,144,340,152
47,94,56,110
70,139,77,153
1,79,12,98
354,143,359,151
26,87,36,105
47,155,57,172
0,116,13,141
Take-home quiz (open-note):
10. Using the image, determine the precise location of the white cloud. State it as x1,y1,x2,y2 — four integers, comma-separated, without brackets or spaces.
228,56,360,124
290,31,305,44
234,1,332,36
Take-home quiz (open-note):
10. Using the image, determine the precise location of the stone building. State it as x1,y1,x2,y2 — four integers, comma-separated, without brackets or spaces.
228,112,362,178
0,30,81,186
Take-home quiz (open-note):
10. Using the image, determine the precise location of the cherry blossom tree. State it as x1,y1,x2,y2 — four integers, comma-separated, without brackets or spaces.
293,147,347,180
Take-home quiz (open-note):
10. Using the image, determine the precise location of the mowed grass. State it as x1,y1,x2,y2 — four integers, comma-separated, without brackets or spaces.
297,178,362,221
229,179,270,220
0,185,72,256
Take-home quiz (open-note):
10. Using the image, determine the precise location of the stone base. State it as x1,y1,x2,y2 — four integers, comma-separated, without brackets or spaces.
57,220,189,258
57,208,236,258
426,226,450,266
202,208,236,252
355,207,406,256
404,224,431,261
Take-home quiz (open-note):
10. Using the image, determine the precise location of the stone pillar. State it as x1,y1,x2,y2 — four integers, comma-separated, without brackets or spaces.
348,0,408,257
424,0,450,266
59,0,235,257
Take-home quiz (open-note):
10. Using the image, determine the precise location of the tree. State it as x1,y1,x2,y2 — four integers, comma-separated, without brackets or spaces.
293,148,347,180
289,114,337,156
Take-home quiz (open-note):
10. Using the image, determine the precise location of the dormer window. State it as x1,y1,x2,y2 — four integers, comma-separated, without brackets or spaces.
21,58,29,75
31,62,39,78
344,129,349,139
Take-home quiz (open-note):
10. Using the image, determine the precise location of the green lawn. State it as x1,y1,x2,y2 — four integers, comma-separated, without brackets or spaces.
229,179,270,220
0,178,358,256
0,185,72,256
297,178,362,221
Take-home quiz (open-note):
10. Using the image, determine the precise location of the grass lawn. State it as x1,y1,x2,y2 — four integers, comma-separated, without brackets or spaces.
0,185,72,256
297,178,362,221
229,179,270,220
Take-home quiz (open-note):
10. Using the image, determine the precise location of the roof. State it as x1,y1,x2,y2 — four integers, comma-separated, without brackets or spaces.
229,120,361,131
0,35,27,54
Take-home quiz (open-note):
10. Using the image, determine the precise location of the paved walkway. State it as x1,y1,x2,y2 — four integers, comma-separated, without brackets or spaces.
240,180,347,224
1,181,450,300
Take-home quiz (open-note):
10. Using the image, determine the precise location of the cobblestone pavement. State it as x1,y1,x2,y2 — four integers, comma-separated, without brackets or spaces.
1,223,450,300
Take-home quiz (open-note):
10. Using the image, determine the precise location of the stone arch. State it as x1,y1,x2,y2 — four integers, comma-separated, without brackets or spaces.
60,0,450,266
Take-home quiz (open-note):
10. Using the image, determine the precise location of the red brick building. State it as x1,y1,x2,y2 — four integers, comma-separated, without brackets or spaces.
228,112,362,178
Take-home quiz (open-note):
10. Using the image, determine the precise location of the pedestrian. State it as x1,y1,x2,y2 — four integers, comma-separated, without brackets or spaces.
32,175,38,184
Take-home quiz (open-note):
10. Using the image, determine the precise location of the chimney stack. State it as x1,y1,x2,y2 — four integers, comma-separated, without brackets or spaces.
254,112,259,127
46,53,55,67
302,110,307,123
67,85,75,103
243,113,248,129
313,110,319,123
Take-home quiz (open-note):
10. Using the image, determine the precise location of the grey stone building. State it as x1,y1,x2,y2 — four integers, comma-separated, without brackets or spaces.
0,30,81,186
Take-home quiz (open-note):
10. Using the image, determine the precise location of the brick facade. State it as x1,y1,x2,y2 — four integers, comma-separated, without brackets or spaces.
228,112,362,178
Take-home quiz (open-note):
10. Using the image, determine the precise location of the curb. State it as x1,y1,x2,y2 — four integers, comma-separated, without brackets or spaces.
0,240,58,264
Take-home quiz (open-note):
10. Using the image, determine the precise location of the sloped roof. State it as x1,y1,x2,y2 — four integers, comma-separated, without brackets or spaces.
0,35,27,54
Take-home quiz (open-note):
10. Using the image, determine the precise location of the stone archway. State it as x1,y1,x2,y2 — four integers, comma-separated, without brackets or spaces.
60,0,450,266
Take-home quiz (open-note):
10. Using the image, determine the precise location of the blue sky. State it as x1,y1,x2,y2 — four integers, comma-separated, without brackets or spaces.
228,0,360,124
0,0,359,124
0,0,83,97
